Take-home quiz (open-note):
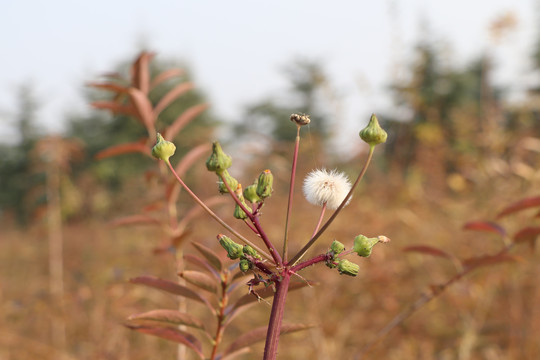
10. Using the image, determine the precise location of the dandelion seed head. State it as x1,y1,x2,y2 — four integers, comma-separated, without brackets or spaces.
303,169,352,210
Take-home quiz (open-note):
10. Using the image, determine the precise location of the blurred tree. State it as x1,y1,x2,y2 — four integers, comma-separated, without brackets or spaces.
0,85,42,223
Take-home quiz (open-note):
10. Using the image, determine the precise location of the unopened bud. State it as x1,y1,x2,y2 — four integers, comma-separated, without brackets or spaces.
290,113,311,126
218,234,243,259
243,245,261,259
256,169,273,199
330,240,345,255
151,133,176,162
359,114,387,147
233,185,249,220
243,183,261,203
353,234,380,257
218,170,239,194
239,259,251,272
337,259,359,276
206,141,232,174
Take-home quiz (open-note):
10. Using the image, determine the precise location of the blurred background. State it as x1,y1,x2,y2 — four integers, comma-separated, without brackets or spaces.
1,1,540,359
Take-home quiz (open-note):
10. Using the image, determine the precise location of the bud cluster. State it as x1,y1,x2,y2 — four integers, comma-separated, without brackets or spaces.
217,234,262,272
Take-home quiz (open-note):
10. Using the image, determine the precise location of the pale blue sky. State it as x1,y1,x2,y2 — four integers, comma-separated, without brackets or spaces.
0,0,537,150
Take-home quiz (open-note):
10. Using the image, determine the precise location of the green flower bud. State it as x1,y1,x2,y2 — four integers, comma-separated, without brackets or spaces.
243,245,262,260
151,133,176,162
218,234,243,259
206,141,232,174
337,259,359,276
359,114,387,147
218,170,239,194
243,183,261,203
353,234,380,257
256,169,273,199
330,240,345,255
239,259,251,272
233,185,249,220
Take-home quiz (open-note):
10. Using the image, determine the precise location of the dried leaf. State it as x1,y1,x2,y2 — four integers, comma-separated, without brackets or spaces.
497,196,540,218
164,103,209,140
126,325,204,359
127,309,206,330
463,221,506,236
223,323,313,356
462,253,521,270
109,214,162,227
513,226,540,245
191,242,223,272
130,276,212,309
95,140,151,160
153,82,194,117
179,270,218,293
150,68,184,90
128,88,155,134
402,245,452,259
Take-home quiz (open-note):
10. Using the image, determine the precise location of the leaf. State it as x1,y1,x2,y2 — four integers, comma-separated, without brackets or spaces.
127,309,206,330
130,276,212,309
402,245,453,259
174,143,212,178
220,347,251,360
94,140,151,160
128,88,155,134
164,103,210,140
497,196,540,218
87,82,129,94
152,82,194,117
109,214,162,227
184,254,220,279
126,325,204,359
150,68,184,90
90,101,136,117
179,270,218,293
513,226,540,246
463,221,506,236
131,51,154,94
462,253,521,270
223,323,313,356
191,242,223,272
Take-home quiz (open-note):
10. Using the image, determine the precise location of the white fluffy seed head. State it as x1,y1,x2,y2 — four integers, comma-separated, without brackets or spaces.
303,169,352,210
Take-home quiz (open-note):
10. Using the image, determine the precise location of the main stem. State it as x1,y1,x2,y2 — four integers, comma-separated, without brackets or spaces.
263,270,292,360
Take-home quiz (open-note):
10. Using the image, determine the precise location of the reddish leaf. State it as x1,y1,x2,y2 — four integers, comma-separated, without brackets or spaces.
128,88,155,134
191,242,223,272
174,143,212,178
179,270,218,293
164,103,209,140
131,52,154,94
150,68,185,90
127,309,206,330
94,140,150,160
402,245,452,259
109,214,162,227
497,196,540,218
462,253,521,270
130,276,212,309
87,82,129,94
513,226,540,245
223,323,313,356
152,82,194,117
126,325,204,359
220,347,251,360
184,254,220,279
90,101,136,117
463,221,506,236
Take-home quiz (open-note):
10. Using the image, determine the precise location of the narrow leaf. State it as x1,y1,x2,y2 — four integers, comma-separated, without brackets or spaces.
184,254,220,279
153,82,194,117
150,68,184,90
164,103,209,140
174,143,212,178
131,52,154,94
224,323,313,356
109,214,162,227
87,82,129,94
128,88,155,134
179,270,218,293
191,242,223,272
126,325,204,359
463,221,506,236
513,226,540,245
127,309,206,330
462,253,521,270
94,140,151,160
90,101,137,117
220,347,251,360
402,245,452,259
130,276,211,308
497,196,540,218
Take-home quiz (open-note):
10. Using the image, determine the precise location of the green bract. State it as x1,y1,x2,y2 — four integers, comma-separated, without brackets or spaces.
330,240,345,255
218,234,243,259
206,141,232,174
359,114,387,147
337,259,359,276
256,169,273,199
353,234,380,257
151,133,176,161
